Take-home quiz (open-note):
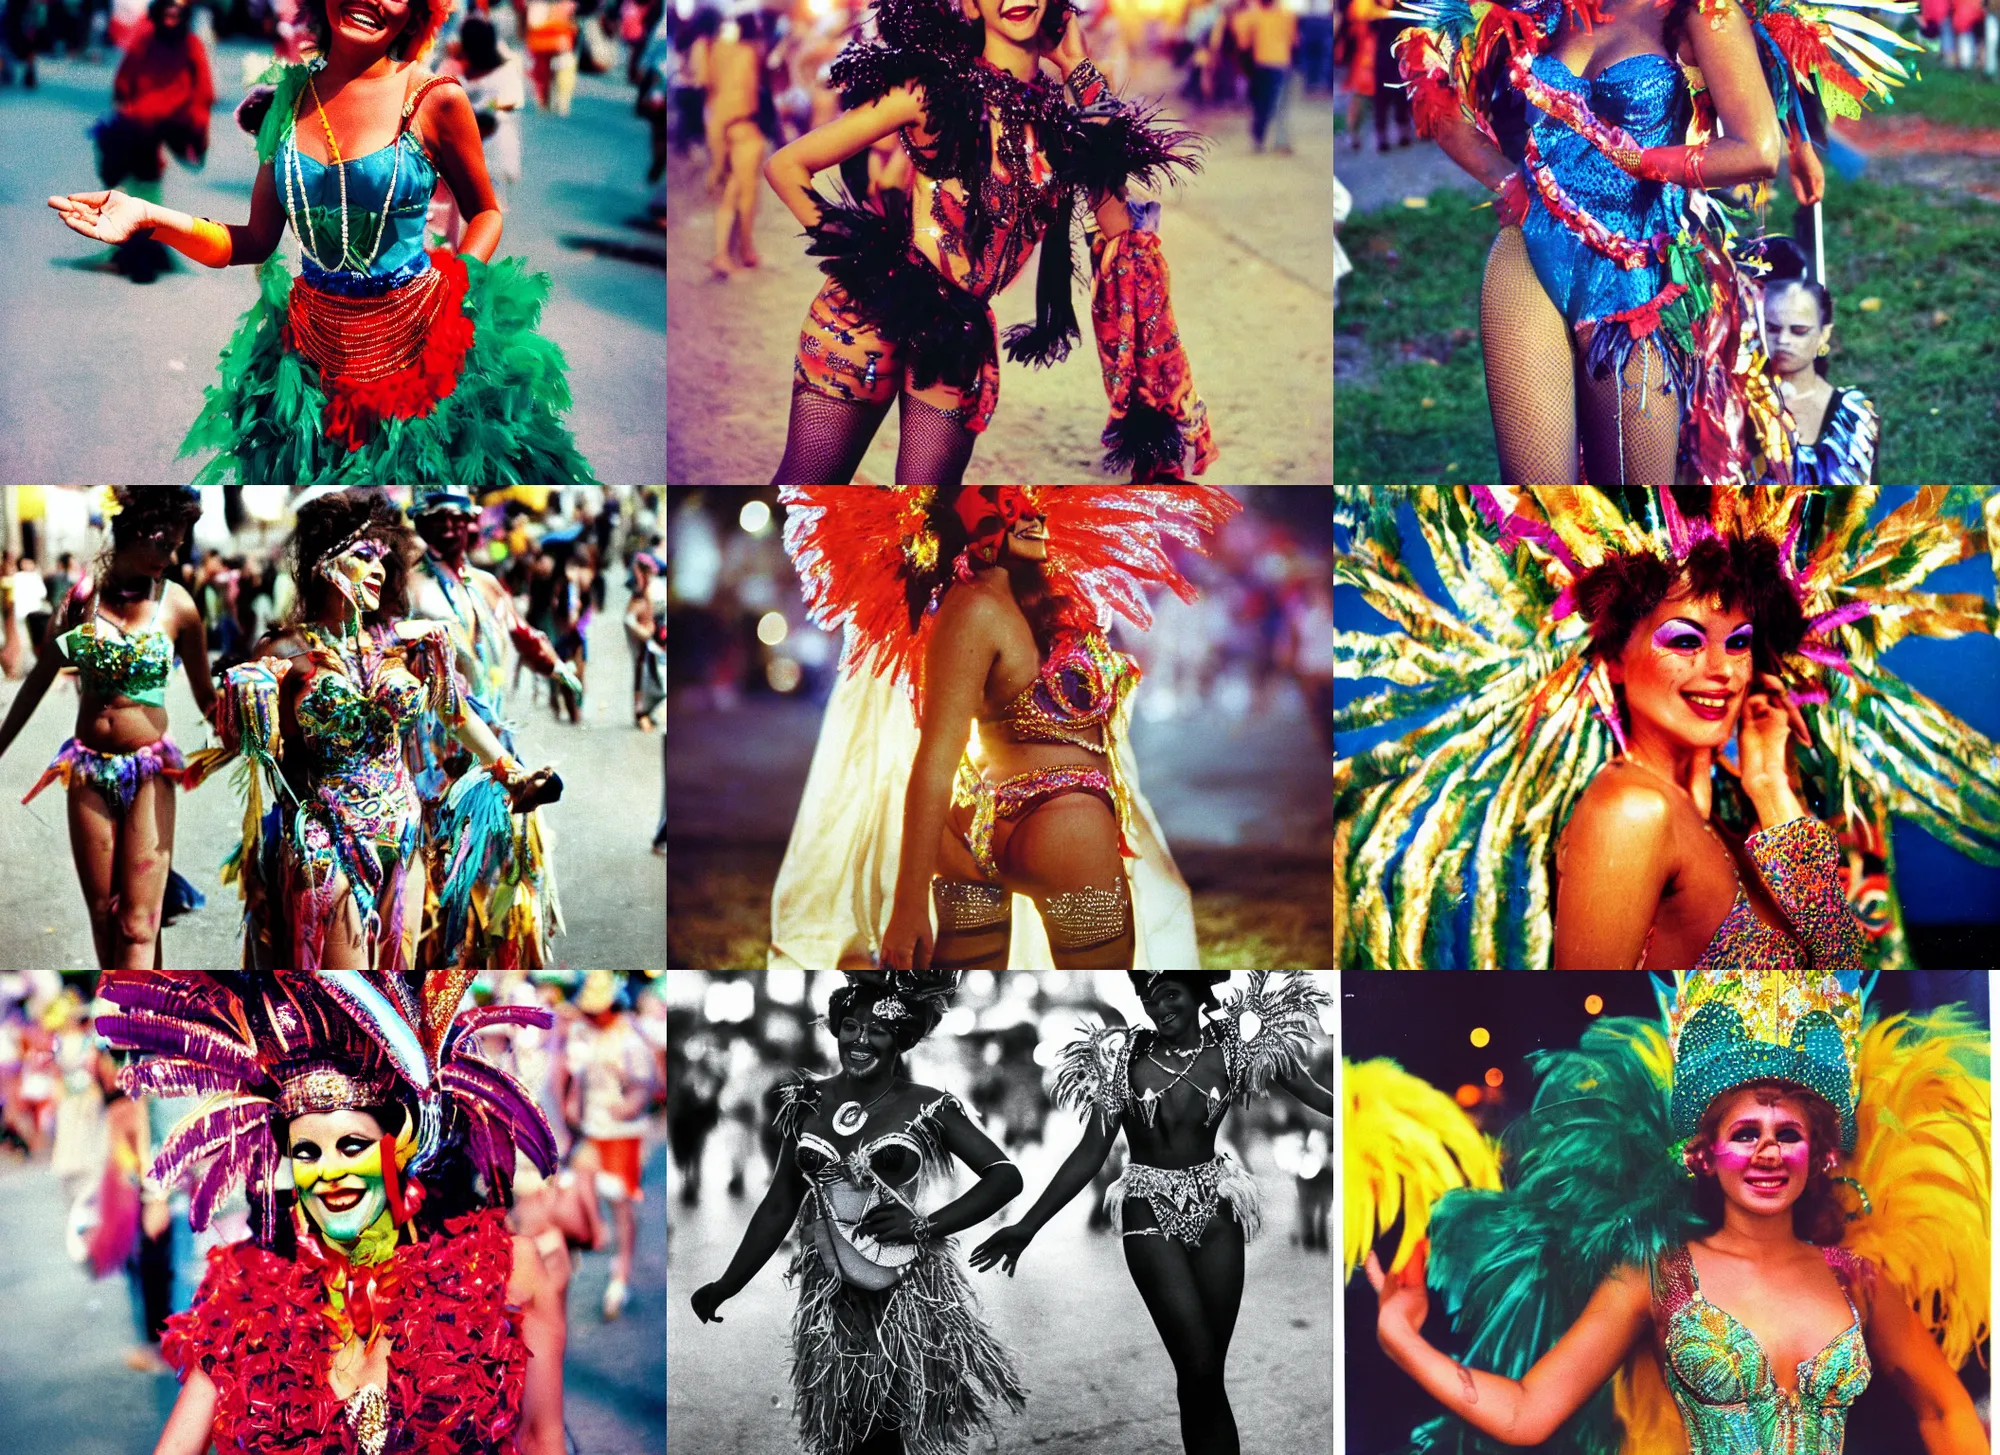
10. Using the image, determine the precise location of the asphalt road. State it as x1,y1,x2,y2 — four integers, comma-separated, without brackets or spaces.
0,35,665,485
0,1128,668,1455
666,1114,1337,1453
666,55,1335,485
0,572,667,970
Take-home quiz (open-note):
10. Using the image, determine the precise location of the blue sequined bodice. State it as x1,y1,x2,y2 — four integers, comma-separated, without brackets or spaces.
1520,53,1692,328
283,128,438,282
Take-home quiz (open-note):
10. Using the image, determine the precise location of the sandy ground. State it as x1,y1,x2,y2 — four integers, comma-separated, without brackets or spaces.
667,55,1334,485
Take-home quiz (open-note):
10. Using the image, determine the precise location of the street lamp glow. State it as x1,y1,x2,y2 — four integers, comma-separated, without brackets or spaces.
740,500,772,534
757,611,789,645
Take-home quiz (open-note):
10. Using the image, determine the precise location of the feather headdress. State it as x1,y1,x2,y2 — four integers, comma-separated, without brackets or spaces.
1343,1056,1502,1279
1334,486,2000,970
781,486,1241,719
97,972,557,1247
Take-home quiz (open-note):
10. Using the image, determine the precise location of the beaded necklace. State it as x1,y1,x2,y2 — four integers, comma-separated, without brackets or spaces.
283,69,405,274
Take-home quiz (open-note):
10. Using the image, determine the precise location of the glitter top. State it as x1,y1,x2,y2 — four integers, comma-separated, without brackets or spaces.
983,630,1139,754
1652,1242,1871,1455
1689,819,1868,974
58,592,173,708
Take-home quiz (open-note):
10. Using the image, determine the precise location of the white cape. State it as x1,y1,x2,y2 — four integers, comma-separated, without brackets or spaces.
769,660,1199,970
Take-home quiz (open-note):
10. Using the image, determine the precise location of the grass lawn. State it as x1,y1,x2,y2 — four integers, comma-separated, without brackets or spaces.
1336,171,2000,483
1870,65,2000,130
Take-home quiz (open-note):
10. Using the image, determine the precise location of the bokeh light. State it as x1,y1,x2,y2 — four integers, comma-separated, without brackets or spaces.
739,500,772,534
757,611,789,646
1483,1067,1504,1088
1454,1084,1481,1108
1584,994,1604,1015
1469,1027,1490,1048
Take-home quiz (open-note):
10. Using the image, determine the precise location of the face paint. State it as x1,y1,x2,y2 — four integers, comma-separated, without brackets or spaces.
294,1136,391,1244
320,538,391,615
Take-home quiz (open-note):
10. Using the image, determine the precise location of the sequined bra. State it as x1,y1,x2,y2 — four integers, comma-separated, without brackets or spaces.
1652,1242,1871,1455
57,588,173,708
1689,817,1866,972
983,631,1139,753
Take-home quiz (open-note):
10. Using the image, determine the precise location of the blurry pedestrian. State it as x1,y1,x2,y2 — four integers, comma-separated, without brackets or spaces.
43,553,79,647
439,15,526,245
671,9,718,158
1339,0,1382,149
1297,0,1331,88
1,0,55,86
567,971,661,1321
626,552,666,730
1245,0,1296,151
517,0,580,110
667,1024,724,1205
90,0,213,281
703,11,766,279
1367,0,1411,145
14,554,53,655
93,1051,178,1372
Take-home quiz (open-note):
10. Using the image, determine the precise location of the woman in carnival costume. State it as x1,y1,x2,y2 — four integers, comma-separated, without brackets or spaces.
0,487,213,970
690,971,1029,1455
1354,969,1989,1455
1334,486,2000,969
763,0,1214,484
48,0,595,485
184,488,558,970
98,970,567,1455
772,484,1237,972
405,490,577,970
971,973,1334,1455
1391,0,1917,484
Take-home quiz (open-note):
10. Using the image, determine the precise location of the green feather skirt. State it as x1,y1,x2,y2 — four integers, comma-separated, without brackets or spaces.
178,254,597,485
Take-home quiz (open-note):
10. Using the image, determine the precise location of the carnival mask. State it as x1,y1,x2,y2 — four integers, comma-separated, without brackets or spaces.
321,537,392,614
954,487,1039,570
290,1108,414,1248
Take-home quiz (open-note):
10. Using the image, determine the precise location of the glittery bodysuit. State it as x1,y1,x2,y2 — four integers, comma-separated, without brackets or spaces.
953,630,1140,883
1651,1242,1872,1454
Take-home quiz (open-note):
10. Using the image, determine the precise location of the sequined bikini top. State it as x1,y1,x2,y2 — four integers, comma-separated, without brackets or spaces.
295,632,433,776
1652,1242,1871,1455
57,587,173,708
983,631,1139,754
778,1079,967,1189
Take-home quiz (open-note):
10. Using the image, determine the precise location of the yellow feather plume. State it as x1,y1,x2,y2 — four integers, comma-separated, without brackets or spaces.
1345,1058,1501,1278
1841,1009,1992,1369
1614,1346,1690,1455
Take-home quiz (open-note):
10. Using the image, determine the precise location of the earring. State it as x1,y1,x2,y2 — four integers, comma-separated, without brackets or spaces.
1816,343,1829,357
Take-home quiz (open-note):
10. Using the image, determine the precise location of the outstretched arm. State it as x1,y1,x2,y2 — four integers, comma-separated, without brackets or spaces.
969,1112,1119,1273
1367,1247,1652,1445
1275,1062,1334,1118
51,161,287,266
763,84,927,230
691,1137,811,1320
1864,1265,1987,1455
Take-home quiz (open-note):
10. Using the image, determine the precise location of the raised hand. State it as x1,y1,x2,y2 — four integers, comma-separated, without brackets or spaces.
690,1282,729,1323
1364,1242,1431,1343
968,1224,1033,1276
1046,12,1088,74
49,190,153,245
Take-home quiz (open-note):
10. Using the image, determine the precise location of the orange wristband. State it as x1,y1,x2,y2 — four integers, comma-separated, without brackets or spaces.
187,216,232,267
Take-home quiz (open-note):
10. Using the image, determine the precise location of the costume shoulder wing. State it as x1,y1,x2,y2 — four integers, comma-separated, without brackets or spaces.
1040,487,1240,635
1048,1023,1133,1125
1388,0,1503,143
1215,972,1333,1100
773,1075,826,1144
780,486,944,707
1740,0,1921,137
1842,1007,1990,1369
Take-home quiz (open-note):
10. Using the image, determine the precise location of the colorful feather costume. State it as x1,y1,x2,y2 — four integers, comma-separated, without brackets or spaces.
1334,486,2000,969
94,971,558,1455
771,486,1237,969
1343,1056,1503,1278
1344,969,1989,1455
1388,0,1918,485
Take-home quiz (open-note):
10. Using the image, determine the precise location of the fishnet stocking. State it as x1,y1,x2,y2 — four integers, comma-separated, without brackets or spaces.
769,386,892,485
1575,333,1682,487
1480,226,1580,484
894,392,979,485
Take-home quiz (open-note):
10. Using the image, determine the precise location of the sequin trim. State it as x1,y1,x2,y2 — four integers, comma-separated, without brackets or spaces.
1041,878,1131,952
1107,1153,1262,1246
23,735,184,815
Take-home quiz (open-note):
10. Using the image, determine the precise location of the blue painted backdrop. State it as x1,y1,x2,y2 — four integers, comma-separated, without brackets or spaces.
1335,489,2000,926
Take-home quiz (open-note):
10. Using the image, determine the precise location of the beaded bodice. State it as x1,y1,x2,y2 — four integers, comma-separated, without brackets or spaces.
58,591,172,708
777,1080,964,1194
1652,1243,1871,1454
284,129,438,281
297,650,428,776
984,631,1139,753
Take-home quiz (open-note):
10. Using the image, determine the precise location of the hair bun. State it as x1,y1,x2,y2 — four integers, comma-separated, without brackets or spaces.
1759,235,1811,282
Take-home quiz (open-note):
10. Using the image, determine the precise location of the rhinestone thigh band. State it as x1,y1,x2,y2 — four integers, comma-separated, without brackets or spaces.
1041,877,1130,951
934,879,1011,934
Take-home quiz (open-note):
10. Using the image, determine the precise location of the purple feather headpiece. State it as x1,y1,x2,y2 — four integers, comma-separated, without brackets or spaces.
97,973,557,1249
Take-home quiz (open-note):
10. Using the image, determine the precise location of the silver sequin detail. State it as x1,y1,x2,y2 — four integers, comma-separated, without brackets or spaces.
1042,879,1131,951
934,879,1011,932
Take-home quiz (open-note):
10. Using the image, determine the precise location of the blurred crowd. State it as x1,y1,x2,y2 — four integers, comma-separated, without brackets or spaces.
0,970,669,1364
665,487,1331,750
664,971,1334,1253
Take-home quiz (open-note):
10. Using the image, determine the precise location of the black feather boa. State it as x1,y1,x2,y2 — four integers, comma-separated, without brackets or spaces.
1102,400,1189,481
803,188,995,394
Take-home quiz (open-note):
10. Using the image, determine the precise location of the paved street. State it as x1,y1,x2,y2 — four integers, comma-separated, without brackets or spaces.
666,1118,1336,1453
0,1132,667,1454
0,38,664,485
0,575,667,970
667,56,1334,485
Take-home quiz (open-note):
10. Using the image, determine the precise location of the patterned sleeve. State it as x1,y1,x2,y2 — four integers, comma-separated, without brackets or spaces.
1047,1024,1133,1127
1743,818,1866,971
1214,973,1334,1101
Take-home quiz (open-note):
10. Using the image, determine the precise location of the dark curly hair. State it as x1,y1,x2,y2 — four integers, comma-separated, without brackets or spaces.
828,973,959,1052
907,487,1086,660
95,488,203,581
1573,529,1808,681
283,487,418,628
1687,1079,1849,1246
294,0,441,61
1129,972,1229,1015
